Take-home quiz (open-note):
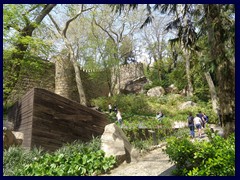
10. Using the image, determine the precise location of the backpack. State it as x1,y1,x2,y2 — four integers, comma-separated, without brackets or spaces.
188,116,194,125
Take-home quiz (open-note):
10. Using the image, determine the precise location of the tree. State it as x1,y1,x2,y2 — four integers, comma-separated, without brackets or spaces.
203,4,235,136
92,5,142,94
48,4,94,106
3,4,56,104
140,13,170,82
111,4,235,136
165,4,235,135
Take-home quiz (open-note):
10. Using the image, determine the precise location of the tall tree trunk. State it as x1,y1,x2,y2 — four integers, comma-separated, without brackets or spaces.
48,6,91,106
72,58,87,106
61,38,87,105
204,72,219,114
185,49,193,97
204,4,235,136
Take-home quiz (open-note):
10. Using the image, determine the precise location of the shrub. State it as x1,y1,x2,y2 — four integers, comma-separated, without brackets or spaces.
91,94,153,116
4,138,116,176
17,150,116,176
188,134,235,176
3,146,44,176
163,133,235,176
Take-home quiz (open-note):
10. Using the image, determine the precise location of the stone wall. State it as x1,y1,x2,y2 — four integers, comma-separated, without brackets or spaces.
6,61,55,105
112,62,145,94
54,56,78,101
54,56,109,105
6,59,145,106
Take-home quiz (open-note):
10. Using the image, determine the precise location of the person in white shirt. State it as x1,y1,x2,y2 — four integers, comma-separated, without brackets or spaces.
194,114,202,137
108,103,112,113
116,110,123,128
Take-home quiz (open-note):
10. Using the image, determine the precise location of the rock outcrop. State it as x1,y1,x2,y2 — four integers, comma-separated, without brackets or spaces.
121,76,148,94
178,101,197,110
3,127,23,150
165,84,179,94
101,123,133,165
147,86,165,97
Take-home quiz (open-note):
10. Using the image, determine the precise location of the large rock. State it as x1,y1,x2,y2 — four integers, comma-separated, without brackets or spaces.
12,131,24,145
147,86,165,97
120,76,148,94
165,84,179,94
178,101,197,110
3,127,23,149
101,123,132,165
172,121,188,129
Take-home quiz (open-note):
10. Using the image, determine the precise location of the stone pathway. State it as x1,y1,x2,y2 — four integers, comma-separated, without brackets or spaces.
100,124,223,176
101,145,176,176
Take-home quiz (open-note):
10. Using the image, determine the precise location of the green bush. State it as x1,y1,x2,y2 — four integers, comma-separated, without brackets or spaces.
188,134,235,176
4,138,116,176
3,146,44,176
163,133,235,176
17,150,116,176
91,94,153,115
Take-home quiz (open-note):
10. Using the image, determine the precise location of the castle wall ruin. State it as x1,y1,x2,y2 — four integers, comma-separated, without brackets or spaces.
6,57,145,106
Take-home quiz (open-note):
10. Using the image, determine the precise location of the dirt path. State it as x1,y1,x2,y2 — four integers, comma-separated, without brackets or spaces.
101,144,176,176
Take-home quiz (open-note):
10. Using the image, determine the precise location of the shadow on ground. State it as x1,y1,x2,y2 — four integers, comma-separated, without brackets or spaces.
158,165,176,176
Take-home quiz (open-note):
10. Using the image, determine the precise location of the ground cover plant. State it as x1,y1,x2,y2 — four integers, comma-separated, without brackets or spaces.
163,132,235,176
3,137,116,176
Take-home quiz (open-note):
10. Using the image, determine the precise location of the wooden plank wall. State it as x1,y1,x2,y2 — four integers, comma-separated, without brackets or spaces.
31,88,109,151
7,89,35,150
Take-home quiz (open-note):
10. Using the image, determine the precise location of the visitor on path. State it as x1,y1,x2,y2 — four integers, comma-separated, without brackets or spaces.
194,114,202,138
156,111,164,122
114,105,118,114
187,112,195,138
197,111,206,128
116,109,123,128
108,103,112,113
203,113,209,124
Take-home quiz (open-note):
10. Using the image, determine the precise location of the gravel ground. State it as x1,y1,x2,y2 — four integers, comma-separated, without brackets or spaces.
101,145,176,176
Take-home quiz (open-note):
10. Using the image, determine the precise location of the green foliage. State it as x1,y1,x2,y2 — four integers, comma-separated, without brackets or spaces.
168,69,187,91
91,94,153,115
121,113,174,150
17,150,115,176
188,134,235,176
92,93,218,125
3,146,44,176
131,138,153,151
164,133,235,176
3,4,55,104
4,138,116,176
191,59,210,102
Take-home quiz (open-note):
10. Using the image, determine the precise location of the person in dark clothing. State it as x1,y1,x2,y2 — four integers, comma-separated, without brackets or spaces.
114,105,118,113
187,112,195,138
203,112,209,124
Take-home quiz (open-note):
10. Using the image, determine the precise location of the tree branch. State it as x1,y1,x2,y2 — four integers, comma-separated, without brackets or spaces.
35,4,57,25
48,13,62,34
62,5,93,38
94,18,116,43
119,23,125,42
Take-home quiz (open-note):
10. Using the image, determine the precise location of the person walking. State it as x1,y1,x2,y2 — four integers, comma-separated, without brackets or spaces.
203,113,209,124
156,111,164,122
108,103,112,113
114,105,118,114
194,114,202,138
187,112,195,138
198,111,206,128
116,109,123,128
